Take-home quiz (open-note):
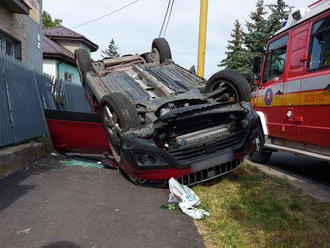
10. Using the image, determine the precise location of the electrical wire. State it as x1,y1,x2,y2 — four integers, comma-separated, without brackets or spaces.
158,0,172,37
72,0,142,29
163,0,175,37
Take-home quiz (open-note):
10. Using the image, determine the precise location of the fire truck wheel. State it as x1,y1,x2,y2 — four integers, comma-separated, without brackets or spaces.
249,126,272,164
205,70,251,102
152,38,172,63
74,49,95,84
101,93,140,152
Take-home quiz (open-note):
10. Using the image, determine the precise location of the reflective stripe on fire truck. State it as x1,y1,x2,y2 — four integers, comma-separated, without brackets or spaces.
251,74,330,107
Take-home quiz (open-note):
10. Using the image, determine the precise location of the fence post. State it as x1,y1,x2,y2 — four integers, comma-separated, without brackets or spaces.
32,72,50,137
0,57,15,145
62,80,70,111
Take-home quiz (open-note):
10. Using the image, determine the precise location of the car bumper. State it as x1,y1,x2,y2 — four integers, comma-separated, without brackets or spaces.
119,122,258,183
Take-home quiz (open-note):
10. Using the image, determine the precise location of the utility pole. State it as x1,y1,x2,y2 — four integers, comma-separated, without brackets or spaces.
197,0,208,78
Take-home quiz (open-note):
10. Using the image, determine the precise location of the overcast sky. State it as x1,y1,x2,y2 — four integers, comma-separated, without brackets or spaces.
43,0,312,78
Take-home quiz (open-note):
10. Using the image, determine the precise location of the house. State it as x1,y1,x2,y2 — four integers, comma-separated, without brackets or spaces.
42,26,98,84
0,0,43,72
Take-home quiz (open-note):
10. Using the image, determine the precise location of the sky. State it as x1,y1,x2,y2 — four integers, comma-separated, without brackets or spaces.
43,0,313,79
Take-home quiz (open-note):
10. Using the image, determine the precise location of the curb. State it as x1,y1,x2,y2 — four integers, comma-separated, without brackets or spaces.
248,160,330,202
0,141,53,179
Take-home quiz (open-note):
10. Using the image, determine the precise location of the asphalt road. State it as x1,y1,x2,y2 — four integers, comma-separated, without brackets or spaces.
0,158,204,248
266,151,330,187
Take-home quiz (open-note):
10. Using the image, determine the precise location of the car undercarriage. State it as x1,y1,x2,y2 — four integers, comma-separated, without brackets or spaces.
48,38,259,185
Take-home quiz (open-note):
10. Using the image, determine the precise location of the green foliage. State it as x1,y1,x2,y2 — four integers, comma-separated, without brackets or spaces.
219,20,251,81
42,11,62,28
219,0,292,86
101,39,120,58
267,0,293,36
245,0,269,56
161,203,180,211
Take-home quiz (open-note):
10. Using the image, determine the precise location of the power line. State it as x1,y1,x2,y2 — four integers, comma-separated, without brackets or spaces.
72,0,142,29
163,0,175,37
158,0,172,37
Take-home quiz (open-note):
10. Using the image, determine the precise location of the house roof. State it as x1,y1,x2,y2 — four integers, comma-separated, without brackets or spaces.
43,35,76,65
43,26,98,52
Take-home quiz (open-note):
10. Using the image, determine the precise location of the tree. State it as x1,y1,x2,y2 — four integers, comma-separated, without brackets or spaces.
242,0,270,84
245,0,269,57
101,39,120,58
42,11,62,27
218,0,293,86
219,20,251,79
267,0,292,36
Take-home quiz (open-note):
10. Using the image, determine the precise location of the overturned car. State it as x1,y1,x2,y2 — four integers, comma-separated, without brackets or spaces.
67,38,258,185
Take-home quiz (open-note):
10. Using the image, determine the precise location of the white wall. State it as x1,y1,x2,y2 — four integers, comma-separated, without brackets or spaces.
57,41,81,54
43,59,57,78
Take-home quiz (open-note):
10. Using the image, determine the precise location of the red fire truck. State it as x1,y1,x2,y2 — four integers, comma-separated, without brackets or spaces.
250,0,330,163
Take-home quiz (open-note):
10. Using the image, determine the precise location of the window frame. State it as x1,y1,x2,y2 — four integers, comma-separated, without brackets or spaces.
307,13,330,72
0,29,21,61
262,34,289,83
64,72,74,82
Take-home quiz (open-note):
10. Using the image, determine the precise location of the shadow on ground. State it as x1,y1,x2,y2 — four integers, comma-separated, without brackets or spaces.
0,157,204,248
41,241,81,248
0,158,59,213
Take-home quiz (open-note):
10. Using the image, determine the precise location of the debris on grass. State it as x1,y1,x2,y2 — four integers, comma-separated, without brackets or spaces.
167,177,210,219
161,203,180,211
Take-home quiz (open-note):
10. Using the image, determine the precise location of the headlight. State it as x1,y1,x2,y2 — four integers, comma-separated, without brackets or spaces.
134,152,169,167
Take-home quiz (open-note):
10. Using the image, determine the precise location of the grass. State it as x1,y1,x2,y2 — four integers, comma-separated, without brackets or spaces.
193,162,330,248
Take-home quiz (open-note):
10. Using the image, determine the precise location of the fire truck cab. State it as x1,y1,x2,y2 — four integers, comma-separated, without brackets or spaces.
250,0,330,163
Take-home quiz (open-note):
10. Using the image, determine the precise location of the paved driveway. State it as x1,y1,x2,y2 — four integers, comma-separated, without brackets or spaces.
0,158,204,248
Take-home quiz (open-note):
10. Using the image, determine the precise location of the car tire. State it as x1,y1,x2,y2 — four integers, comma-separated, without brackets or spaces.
100,93,140,150
152,38,172,63
205,70,251,102
74,49,95,84
249,126,272,164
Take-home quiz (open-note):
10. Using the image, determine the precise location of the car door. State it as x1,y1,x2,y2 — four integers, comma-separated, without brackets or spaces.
260,34,289,138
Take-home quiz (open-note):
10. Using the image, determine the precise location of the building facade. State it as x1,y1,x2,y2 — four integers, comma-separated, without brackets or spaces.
42,26,98,85
0,0,43,72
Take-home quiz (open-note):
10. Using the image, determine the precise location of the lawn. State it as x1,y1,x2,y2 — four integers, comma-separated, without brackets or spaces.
193,162,330,248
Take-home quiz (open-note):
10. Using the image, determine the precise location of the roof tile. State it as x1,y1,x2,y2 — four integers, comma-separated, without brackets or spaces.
43,26,98,52
43,35,75,63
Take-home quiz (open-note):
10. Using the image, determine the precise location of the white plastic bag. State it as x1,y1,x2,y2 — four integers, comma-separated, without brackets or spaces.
168,177,210,220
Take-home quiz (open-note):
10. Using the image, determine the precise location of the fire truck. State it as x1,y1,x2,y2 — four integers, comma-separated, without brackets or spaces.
250,0,330,163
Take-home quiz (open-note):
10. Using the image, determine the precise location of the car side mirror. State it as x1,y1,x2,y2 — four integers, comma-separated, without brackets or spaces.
253,56,262,74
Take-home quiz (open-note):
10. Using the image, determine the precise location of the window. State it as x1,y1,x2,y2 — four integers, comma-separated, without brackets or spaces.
263,35,288,83
64,72,74,82
0,30,21,60
308,14,330,71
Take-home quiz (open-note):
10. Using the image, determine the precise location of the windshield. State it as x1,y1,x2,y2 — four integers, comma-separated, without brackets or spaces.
263,35,288,83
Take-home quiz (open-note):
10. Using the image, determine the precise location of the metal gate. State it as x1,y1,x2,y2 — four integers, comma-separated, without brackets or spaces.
0,55,51,147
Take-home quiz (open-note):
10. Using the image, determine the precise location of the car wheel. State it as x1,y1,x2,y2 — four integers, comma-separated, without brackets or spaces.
205,70,251,102
101,93,140,153
249,126,272,164
74,49,95,84
152,38,172,63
